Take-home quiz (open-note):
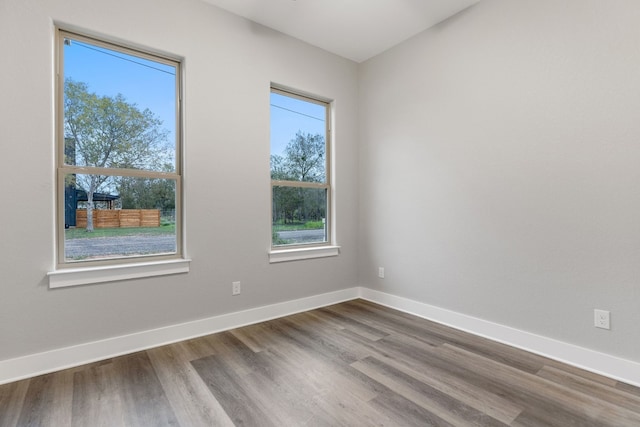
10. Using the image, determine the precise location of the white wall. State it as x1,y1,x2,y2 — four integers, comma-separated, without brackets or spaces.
0,0,359,361
359,0,640,362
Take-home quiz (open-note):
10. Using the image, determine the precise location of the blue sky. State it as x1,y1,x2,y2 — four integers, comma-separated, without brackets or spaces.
270,92,326,158
64,37,176,149
64,36,326,164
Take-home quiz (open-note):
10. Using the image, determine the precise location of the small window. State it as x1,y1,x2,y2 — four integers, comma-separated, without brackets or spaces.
270,87,331,249
56,29,182,266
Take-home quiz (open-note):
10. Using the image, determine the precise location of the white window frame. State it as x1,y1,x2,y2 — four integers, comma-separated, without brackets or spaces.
268,86,339,262
48,27,189,287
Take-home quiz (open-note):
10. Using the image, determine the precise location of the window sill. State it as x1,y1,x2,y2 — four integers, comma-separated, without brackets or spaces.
268,245,340,263
47,258,191,288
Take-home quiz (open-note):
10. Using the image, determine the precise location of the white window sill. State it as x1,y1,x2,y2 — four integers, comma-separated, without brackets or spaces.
47,258,191,288
268,245,340,263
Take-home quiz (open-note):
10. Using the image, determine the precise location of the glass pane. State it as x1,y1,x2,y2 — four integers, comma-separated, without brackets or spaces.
270,92,327,183
63,35,177,171
64,174,177,262
272,186,328,246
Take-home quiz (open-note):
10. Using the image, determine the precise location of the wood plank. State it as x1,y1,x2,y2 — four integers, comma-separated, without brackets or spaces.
281,312,375,361
48,369,74,426
71,362,126,427
350,299,547,374
335,300,448,347
229,324,268,353
193,331,319,425
140,209,161,227
352,356,509,426
314,306,390,341
368,388,456,427
196,323,397,426
541,359,618,387
269,315,362,365
2,299,639,426
537,364,640,413
147,343,235,427
95,210,120,228
191,353,282,426
438,343,640,427
179,335,221,360
15,369,73,427
617,381,640,397
258,318,381,402
0,379,29,427
111,352,180,426
16,376,54,426
353,337,524,424
254,347,397,426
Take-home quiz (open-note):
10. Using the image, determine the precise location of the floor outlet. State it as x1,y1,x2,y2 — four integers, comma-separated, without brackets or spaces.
594,309,610,330
232,281,241,296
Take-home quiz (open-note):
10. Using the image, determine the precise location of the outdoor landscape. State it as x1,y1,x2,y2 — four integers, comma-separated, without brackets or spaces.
62,35,328,262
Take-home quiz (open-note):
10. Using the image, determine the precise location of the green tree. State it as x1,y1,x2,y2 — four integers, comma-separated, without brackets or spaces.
271,132,326,225
64,79,171,231
270,154,290,181
117,163,176,213
284,131,325,182
118,176,176,211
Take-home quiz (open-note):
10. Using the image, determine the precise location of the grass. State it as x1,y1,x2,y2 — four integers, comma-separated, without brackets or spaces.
65,224,175,239
273,220,324,232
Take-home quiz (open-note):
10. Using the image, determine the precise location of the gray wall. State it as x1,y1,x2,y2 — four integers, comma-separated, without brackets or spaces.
2,0,639,368
358,0,640,362
0,0,359,360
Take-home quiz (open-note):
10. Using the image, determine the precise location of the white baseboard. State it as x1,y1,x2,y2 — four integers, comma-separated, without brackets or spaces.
0,288,360,385
3,286,639,388
359,288,640,388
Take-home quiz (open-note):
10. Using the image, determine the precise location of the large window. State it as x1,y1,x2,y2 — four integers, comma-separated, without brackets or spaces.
56,29,182,266
270,87,331,249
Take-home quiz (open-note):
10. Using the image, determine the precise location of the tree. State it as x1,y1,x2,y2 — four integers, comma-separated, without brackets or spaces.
117,166,176,212
64,79,171,231
283,131,325,182
271,132,326,225
270,154,290,181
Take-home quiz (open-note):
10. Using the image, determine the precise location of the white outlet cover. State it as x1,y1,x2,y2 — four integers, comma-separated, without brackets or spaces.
594,309,610,330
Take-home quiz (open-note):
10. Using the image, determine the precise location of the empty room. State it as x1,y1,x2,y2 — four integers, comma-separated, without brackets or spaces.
1,0,639,425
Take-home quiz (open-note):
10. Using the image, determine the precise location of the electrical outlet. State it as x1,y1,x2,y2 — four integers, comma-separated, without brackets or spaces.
378,267,385,279
232,281,241,296
594,309,610,330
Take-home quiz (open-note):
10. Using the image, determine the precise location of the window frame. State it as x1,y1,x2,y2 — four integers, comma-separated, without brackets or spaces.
269,86,338,259
54,28,184,271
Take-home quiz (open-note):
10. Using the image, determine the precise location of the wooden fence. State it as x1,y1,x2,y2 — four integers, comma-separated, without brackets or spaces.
76,209,161,228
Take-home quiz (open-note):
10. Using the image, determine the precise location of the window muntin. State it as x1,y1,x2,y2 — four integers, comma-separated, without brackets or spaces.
270,88,331,248
56,29,181,266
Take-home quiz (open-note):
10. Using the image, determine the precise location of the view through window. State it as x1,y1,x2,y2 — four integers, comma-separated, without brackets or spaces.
57,29,181,264
270,88,331,248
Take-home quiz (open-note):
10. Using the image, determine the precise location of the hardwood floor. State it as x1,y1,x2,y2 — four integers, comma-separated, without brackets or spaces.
1,299,639,426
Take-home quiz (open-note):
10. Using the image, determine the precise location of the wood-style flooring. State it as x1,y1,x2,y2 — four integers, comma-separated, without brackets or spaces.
1,299,639,426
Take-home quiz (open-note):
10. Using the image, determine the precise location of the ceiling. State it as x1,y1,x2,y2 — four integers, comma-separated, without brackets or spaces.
201,0,480,63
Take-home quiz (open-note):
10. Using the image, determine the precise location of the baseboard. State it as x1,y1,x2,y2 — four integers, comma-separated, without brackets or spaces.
4,286,639,388
359,288,640,388
0,287,360,385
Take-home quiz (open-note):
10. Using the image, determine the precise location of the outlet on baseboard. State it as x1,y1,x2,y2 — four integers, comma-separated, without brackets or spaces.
232,281,241,296
594,309,610,330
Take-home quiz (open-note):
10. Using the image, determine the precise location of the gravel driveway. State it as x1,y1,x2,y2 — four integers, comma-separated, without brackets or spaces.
276,229,326,244
65,229,324,259
65,235,176,259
